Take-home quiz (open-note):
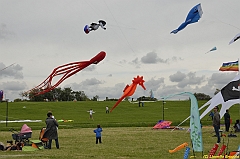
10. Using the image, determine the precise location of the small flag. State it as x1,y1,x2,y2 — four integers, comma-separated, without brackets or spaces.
219,60,239,71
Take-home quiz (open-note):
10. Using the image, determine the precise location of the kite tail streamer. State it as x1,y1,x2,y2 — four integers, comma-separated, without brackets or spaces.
110,97,124,112
169,142,188,153
208,144,219,158
217,144,227,156
183,147,190,159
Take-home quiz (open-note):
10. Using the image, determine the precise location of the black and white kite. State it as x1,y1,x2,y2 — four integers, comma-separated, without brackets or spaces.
200,74,240,119
229,33,240,45
84,20,106,34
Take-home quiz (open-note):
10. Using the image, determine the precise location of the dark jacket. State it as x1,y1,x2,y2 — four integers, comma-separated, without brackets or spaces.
224,112,230,123
43,117,58,139
213,111,220,127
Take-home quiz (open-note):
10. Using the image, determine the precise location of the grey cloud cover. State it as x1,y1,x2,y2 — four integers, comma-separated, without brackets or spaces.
0,63,23,79
0,0,240,101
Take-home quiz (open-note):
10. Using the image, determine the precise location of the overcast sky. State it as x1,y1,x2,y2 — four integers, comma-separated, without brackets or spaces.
0,0,240,101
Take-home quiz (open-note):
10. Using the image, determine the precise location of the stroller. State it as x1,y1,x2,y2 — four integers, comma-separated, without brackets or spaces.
10,124,32,146
39,127,49,148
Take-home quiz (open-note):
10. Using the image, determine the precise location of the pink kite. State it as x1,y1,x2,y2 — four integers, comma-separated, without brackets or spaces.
153,120,172,129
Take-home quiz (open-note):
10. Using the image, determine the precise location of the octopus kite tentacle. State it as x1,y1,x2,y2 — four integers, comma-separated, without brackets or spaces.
28,51,106,96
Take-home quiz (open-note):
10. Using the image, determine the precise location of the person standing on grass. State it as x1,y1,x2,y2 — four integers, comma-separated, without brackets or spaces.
94,124,102,144
88,109,94,120
213,106,221,144
44,112,59,149
106,106,109,114
224,109,230,132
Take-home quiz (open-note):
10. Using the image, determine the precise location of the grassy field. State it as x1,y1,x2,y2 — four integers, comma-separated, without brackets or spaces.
0,101,239,158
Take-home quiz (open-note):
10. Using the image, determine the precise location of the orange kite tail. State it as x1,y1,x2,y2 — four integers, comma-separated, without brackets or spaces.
110,84,137,112
169,142,188,153
110,96,125,112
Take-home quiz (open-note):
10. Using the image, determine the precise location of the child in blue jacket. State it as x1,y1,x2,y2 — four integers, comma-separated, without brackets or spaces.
94,124,102,144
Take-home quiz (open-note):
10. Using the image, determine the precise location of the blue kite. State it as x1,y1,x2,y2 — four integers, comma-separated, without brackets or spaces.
205,46,217,54
171,3,203,34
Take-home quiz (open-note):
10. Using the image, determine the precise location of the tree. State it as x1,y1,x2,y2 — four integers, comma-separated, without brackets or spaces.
137,96,157,101
72,91,89,101
92,95,99,101
18,87,89,102
53,87,62,101
193,93,211,100
61,87,74,101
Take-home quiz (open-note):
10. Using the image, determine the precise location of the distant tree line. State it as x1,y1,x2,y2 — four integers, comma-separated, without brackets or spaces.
15,88,212,102
193,93,211,100
136,96,157,101
17,87,99,102
105,97,118,101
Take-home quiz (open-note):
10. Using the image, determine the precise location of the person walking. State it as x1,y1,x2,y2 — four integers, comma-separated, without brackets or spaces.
94,124,102,144
224,109,230,132
43,112,59,149
213,106,221,144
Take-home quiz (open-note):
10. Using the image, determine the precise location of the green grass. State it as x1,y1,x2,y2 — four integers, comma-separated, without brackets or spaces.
0,100,239,130
0,101,239,158
0,127,239,159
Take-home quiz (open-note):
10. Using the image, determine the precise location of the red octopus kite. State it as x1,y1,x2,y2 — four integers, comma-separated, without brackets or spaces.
29,51,106,96
110,75,146,112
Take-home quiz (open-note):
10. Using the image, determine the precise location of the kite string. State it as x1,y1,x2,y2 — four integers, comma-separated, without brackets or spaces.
103,0,136,56
205,10,240,31
104,1,161,96
0,63,16,72
216,1,240,31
